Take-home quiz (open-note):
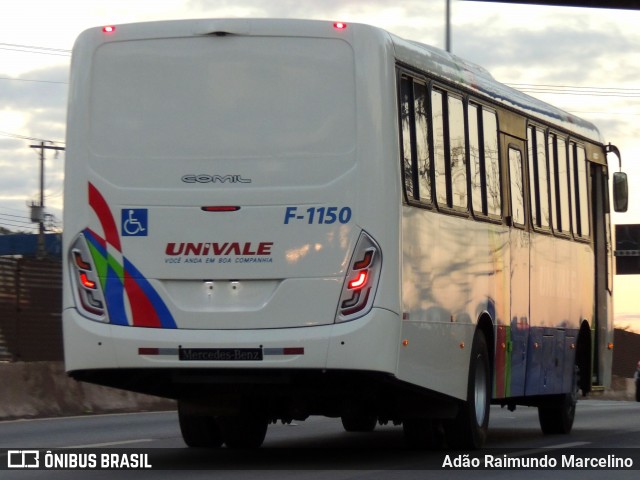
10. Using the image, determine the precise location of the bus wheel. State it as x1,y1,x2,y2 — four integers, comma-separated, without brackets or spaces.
178,400,224,448
538,366,578,434
403,418,443,449
444,330,490,449
219,415,268,449
341,412,378,432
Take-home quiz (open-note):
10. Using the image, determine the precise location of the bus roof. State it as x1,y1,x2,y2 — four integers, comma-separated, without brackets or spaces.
391,34,603,144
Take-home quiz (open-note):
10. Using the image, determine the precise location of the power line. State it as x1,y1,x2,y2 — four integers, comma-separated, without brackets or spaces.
0,42,70,53
0,206,28,214
0,212,32,221
565,110,640,116
0,130,65,145
0,222,35,231
0,42,71,57
509,82,640,91
0,221,37,232
0,47,70,57
508,83,640,98
0,75,68,85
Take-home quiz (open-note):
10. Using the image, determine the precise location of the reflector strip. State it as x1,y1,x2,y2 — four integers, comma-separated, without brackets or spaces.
138,347,179,356
283,347,305,355
138,348,159,355
260,348,305,356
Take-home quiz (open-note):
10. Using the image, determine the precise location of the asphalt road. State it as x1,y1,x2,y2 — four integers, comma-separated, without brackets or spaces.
1,399,639,479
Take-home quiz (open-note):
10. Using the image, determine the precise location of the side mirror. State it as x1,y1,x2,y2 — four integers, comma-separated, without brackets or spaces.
613,171,628,213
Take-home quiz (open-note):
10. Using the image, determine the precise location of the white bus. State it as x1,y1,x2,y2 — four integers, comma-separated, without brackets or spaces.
63,19,628,449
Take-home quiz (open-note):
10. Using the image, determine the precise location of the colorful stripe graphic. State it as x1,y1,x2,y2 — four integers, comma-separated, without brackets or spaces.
493,325,512,398
85,183,176,329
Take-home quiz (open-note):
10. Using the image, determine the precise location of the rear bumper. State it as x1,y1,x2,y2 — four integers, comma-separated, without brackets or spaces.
63,307,401,377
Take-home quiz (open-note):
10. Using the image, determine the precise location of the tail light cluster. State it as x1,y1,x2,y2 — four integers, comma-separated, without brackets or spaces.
69,235,107,322
336,231,381,323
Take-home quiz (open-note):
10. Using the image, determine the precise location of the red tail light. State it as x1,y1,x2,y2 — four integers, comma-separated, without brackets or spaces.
336,231,381,322
73,251,91,270
79,272,96,289
348,271,368,290
69,235,106,321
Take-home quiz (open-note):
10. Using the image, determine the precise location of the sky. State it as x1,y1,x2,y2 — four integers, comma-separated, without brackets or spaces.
0,0,639,330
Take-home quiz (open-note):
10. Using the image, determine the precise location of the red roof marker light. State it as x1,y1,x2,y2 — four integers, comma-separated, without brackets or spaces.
102,25,116,34
333,22,347,30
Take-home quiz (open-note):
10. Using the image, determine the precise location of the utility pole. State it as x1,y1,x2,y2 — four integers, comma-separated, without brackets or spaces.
29,142,64,258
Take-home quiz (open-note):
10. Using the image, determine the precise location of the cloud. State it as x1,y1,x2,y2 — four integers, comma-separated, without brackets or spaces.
0,64,69,113
186,0,444,38
455,23,639,86
187,0,436,17
0,63,67,225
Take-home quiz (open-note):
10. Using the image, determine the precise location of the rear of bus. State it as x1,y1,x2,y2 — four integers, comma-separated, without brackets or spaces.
63,19,403,440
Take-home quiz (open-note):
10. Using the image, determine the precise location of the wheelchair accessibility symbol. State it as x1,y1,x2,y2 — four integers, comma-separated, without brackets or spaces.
121,209,148,237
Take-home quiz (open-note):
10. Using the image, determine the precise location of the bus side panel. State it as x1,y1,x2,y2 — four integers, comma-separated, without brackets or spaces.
525,228,593,396
398,208,509,400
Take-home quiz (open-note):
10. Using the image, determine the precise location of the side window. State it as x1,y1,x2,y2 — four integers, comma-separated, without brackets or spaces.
432,89,447,207
527,127,538,226
414,82,431,204
469,104,501,219
528,126,550,229
448,95,467,209
576,146,590,237
556,137,571,234
400,76,415,200
569,142,579,236
483,110,501,217
548,134,559,231
509,147,525,226
468,104,483,213
536,128,550,228
399,74,431,205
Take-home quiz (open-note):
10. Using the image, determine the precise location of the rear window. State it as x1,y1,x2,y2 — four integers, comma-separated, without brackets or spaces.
90,36,356,159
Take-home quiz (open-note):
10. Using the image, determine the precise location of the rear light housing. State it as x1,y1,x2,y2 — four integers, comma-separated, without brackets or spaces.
69,234,107,322
336,231,382,323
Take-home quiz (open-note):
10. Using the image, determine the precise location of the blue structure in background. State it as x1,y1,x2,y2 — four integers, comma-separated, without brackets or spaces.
0,233,62,257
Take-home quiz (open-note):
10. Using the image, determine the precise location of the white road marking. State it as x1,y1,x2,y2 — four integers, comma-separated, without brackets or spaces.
62,438,155,448
507,441,591,457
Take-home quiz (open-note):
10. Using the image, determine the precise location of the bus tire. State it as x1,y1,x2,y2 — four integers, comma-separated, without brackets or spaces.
444,329,491,449
178,400,224,448
538,366,578,434
219,415,268,449
341,413,378,432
